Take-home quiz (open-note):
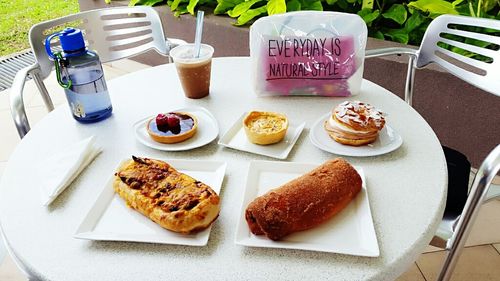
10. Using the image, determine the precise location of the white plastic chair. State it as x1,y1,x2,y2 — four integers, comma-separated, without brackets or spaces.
10,6,185,138
366,14,500,281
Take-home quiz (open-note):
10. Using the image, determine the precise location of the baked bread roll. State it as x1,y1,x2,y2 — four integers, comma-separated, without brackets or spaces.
324,100,385,146
114,156,220,234
245,158,362,240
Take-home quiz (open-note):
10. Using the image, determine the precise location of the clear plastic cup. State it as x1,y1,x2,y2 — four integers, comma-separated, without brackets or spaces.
169,43,214,99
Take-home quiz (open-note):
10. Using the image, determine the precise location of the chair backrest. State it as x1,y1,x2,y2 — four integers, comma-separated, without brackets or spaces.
30,6,168,79
416,14,500,96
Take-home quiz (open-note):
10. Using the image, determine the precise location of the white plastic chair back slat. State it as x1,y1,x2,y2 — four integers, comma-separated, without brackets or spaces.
29,6,168,80
436,45,491,71
104,33,156,48
416,14,500,96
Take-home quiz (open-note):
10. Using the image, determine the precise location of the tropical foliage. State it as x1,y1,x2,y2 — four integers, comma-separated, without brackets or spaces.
112,0,500,47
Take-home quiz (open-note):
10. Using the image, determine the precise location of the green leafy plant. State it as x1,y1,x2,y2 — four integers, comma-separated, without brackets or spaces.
112,0,500,47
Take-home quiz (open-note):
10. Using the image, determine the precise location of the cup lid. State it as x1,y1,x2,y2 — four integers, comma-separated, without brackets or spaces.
170,44,214,63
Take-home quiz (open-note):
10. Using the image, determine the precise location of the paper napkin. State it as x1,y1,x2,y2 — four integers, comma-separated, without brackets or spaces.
39,136,102,206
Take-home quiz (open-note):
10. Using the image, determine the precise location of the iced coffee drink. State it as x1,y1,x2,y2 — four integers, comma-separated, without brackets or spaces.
169,44,214,99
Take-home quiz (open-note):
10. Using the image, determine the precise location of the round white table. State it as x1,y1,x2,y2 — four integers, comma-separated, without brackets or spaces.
0,57,447,281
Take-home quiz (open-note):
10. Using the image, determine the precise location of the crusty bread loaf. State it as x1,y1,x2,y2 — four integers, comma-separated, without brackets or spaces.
245,158,362,240
114,156,220,234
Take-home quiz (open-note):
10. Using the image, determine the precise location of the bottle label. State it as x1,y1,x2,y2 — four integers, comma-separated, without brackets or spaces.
65,88,112,118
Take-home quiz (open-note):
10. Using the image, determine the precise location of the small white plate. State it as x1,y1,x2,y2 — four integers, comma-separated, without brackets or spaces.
309,112,403,157
74,159,226,246
218,113,305,159
235,161,379,257
133,106,219,151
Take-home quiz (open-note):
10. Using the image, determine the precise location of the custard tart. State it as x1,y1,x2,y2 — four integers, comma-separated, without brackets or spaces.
243,111,288,145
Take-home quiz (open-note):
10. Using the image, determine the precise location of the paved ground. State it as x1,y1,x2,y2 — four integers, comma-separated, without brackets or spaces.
0,59,499,281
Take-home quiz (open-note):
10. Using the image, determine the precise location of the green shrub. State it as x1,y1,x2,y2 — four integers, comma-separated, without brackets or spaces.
116,0,500,47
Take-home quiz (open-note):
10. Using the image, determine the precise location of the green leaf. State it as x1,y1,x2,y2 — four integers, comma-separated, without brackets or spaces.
384,28,409,44
187,0,199,15
214,0,244,14
361,0,374,10
408,21,429,45
171,0,183,11
382,4,407,25
407,0,459,16
129,0,165,5
482,0,497,12
234,5,267,25
301,0,323,10
228,0,262,18
357,8,380,26
451,0,465,7
326,0,338,5
404,10,426,32
286,0,301,11
174,5,189,16
369,30,385,40
267,0,286,15
335,0,348,10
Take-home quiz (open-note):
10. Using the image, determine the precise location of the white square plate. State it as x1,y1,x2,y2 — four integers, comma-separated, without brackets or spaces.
74,159,226,246
218,113,305,159
235,161,379,257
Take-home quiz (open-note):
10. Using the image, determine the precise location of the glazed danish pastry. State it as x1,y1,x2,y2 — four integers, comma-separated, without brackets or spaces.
324,100,385,146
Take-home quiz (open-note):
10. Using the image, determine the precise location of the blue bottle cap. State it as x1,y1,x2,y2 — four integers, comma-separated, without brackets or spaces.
59,28,86,52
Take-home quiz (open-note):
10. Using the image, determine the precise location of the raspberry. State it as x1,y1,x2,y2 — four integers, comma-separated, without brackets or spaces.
167,113,180,128
155,113,169,127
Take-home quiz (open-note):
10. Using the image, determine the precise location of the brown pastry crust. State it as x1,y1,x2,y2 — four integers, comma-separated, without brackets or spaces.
245,158,362,240
113,156,220,234
146,112,198,144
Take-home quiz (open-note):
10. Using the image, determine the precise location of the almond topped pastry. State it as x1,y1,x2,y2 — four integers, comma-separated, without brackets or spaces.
324,101,385,146
243,111,289,145
113,156,220,234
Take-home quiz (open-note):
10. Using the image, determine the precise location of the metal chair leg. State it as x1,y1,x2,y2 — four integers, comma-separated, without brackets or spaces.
404,56,416,107
437,145,500,281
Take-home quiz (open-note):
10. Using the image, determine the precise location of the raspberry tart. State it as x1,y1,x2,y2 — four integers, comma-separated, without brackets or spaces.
147,112,198,144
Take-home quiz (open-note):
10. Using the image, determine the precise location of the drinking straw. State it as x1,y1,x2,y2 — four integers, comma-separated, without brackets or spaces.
194,10,205,58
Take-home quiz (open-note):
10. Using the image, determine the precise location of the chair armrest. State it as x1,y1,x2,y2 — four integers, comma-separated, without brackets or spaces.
365,47,418,59
165,38,187,63
10,64,39,138
365,47,419,106
166,38,187,50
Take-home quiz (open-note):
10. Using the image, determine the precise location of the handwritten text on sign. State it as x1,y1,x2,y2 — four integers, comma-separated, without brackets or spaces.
265,37,355,80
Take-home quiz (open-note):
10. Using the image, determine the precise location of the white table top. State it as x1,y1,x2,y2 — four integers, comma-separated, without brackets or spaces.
0,57,447,281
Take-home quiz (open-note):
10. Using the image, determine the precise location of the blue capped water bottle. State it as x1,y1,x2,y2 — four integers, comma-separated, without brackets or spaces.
45,28,112,123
